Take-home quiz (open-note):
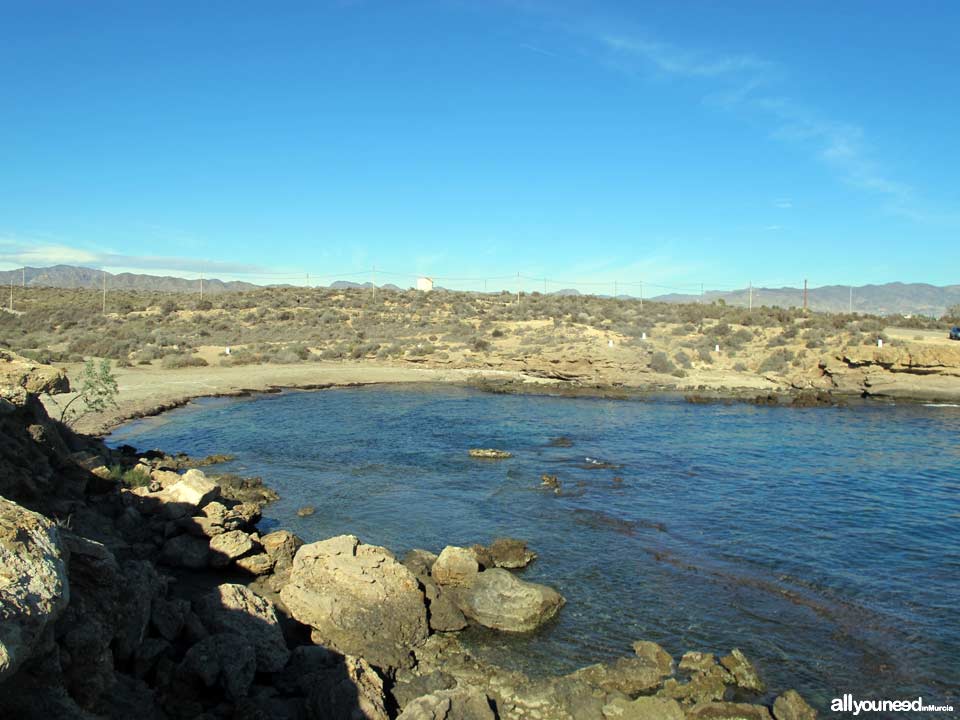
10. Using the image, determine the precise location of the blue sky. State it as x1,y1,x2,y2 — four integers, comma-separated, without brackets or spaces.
1,1,957,293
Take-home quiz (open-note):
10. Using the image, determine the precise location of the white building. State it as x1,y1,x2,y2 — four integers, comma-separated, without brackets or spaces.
416,276,434,292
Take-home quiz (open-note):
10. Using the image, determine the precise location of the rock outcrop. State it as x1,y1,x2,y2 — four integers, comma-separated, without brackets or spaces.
280,534,429,670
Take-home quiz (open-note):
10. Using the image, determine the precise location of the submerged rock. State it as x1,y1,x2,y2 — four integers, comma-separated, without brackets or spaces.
468,448,513,459
773,689,818,720
569,654,669,696
280,534,428,670
719,648,764,693
455,568,564,632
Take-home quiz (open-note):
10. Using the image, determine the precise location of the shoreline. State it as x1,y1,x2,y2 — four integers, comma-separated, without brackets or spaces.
52,359,956,437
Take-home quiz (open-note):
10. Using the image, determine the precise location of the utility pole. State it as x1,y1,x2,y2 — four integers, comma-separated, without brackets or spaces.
306,273,310,288
802,278,808,311
8,279,12,312
372,266,376,301
748,282,753,311
849,286,853,314
200,271,204,301
21,267,25,287
613,280,617,299
639,281,643,309
543,277,547,295
516,272,520,304
102,270,107,313
700,283,704,303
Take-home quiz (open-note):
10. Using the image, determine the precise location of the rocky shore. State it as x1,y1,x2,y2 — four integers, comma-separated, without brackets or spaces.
0,355,824,719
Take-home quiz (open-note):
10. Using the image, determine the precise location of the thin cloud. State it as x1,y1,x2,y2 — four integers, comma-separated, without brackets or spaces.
0,238,268,275
519,42,557,58
601,35,771,80
774,199,793,209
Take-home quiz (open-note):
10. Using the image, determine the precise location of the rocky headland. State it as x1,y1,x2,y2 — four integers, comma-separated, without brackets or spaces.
0,354,821,719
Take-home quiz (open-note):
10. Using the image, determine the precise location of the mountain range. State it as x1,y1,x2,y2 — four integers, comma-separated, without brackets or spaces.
1,265,957,316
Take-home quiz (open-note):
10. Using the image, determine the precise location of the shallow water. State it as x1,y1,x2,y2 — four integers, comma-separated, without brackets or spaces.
109,385,960,713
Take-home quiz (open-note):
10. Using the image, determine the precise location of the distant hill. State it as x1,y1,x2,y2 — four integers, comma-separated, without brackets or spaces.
652,282,960,317
0,265,258,294
1,266,956,316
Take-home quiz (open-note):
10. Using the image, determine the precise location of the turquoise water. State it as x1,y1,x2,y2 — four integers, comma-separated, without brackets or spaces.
109,385,960,713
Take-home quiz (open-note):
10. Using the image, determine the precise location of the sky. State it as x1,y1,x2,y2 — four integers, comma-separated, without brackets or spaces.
1,0,958,294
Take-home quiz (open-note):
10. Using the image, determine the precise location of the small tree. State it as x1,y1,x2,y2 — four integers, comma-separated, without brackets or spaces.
51,359,119,426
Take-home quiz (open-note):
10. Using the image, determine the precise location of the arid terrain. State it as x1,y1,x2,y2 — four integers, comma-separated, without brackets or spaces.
3,285,959,432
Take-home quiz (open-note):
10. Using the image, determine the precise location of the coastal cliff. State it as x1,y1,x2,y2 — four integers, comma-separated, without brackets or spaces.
0,357,819,719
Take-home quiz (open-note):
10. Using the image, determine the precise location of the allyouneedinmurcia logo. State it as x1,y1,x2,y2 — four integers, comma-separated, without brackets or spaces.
832,694,955,714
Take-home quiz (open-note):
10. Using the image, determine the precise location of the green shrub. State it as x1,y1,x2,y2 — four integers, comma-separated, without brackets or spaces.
161,353,208,369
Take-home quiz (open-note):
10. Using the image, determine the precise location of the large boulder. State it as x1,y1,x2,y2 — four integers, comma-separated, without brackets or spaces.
0,496,69,683
280,535,428,670
195,584,290,673
569,655,668,697
455,568,564,632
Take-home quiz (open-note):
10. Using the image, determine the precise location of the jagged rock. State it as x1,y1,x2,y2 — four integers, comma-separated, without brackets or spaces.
679,651,717,674
631,640,673,675
151,597,190,642
202,500,229,523
455,568,564,632
0,496,69,683
260,530,303,573
568,655,667,697
178,632,256,702
195,584,290,673
602,695,685,720
487,538,537,569
160,534,210,568
659,665,731,705
223,501,261,530
305,654,388,720
397,687,496,720
280,535,428,671
720,649,764,693
686,701,773,719
468,448,512,459
391,670,457,711
773,690,817,720
208,529,255,567
432,546,480,587
236,552,274,575
297,505,316,517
